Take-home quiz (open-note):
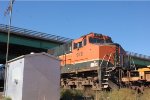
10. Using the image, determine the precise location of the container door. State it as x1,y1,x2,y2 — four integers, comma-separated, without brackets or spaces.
145,74,150,81
145,71,150,82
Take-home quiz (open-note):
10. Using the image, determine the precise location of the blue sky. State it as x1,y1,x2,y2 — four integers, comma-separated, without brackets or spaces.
0,1,150,55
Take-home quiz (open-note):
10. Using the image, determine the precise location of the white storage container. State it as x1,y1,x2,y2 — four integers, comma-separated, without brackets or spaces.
5,52,60,100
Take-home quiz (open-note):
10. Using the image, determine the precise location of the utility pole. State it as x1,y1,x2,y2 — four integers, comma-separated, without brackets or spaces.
5,0,15,63
4,0,15,96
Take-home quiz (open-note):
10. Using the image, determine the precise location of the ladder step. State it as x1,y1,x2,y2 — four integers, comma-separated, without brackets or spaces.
102,82,108,84
103,78,108,80
103,85,108,88
106,70,113,72
104,74,110,76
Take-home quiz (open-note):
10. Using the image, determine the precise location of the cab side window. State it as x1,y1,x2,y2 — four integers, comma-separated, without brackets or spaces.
74,39,86,49
83,39,86,46
74,43,77,49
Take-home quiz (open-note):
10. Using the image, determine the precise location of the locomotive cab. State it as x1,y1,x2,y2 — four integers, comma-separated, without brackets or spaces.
73,33,113,49
138,67,150,82
56,32,127,74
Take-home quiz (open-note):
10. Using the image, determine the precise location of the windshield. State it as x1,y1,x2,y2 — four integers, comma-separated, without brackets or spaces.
89,37,112,44
130,72,139,77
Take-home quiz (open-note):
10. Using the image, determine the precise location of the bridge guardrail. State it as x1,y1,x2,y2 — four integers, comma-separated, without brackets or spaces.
0,24,72,43
126,51,150,60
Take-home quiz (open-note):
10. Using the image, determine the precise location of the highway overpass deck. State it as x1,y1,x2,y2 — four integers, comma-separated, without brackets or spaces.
0,24,72,63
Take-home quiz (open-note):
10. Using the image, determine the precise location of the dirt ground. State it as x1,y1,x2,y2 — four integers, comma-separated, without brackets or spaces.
0,92,3,100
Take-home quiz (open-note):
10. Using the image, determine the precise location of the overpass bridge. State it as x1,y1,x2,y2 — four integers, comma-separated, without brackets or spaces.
0,24,150,67
0,24,71,64
126,51,150,67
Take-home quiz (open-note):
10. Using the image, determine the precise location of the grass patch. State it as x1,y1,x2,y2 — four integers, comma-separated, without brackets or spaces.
60,89,83,100
61,88,150,100
97,88,137,100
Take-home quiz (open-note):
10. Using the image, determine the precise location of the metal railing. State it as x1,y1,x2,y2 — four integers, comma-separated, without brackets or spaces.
126,51,150,60
0,24,72,43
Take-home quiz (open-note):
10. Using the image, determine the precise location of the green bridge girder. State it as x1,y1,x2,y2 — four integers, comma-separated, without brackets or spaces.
0,24,72,64
0,32,59,50
126,51,150,67
131,57,150,67
0,31,62,63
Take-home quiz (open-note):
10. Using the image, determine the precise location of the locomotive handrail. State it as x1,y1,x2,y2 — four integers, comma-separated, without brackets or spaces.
126,51,150,60
0,24,72,43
